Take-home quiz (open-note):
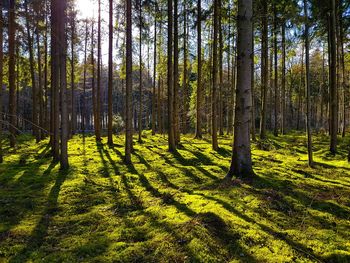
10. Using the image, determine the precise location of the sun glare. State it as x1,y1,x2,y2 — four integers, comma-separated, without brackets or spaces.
75,0,97,19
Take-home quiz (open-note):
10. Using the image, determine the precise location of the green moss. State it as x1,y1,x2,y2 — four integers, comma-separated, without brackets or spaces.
0,131,349,262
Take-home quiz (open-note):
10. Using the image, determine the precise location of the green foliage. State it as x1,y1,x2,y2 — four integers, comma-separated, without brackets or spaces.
0,132,349,262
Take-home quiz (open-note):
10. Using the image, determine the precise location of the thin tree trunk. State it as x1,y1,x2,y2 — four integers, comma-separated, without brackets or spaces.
218,0,223,136
211,0,219,150
58,0,68,169
174,0,180,144
304,0,313,166
259,0,268,140
152,16,157,135
0,1,3,162
25,1,40,142
71,9,76,136
329,0,338,154
108,0,114,145
125,0,133,163
96,0,102,141
82,20,88,132
273,7,279,137
195,0,202,139
251,27,256,141
281,22,286,134
138,0,143,143
168,0,176,151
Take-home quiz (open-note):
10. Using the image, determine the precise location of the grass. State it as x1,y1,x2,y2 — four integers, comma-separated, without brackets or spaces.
0,131,349,262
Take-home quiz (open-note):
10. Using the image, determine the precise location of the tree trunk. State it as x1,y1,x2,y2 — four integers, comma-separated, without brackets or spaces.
218,0,223,136
195,0,202,139
82,20,88,132
273,7,279,137
108,0,114,145
259,0,268,140
168,0,176,151
96,0,102,141
138,0,143,143
251,27,256,141
174,0,180,144
58,0,69,169
0,1,3,162
25,1,40,142
304,0,313,166
329,0,338,154
152,16,157,135
125,0,133,163
281,22,286,134
226,0,253,178
211,0,219,150
70,9,76,136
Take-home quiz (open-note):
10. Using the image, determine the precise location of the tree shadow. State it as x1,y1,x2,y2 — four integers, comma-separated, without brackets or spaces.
9,168,68,263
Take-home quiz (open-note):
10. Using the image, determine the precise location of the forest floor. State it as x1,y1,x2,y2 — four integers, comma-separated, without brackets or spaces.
0,131,349,262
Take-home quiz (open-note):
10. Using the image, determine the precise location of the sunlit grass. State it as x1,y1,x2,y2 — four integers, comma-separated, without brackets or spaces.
0,131,349,262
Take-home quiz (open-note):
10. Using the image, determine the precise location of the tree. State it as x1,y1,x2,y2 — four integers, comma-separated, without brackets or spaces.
304,0,313,167
211,0,219,151
58,0,68,169
125,0,133,163
195,0,202,139
138,0,143,143
329,0,337,154
96,0,102,141
8,0,16,148
108,0,114,146
259,0,268,140
226,0,253,178
0,0,3,162
167,0,176,152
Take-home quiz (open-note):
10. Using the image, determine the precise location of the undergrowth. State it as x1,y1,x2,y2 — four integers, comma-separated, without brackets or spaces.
0,131,349,262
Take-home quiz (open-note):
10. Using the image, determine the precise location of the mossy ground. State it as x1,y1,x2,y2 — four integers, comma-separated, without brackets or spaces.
0,131,349,262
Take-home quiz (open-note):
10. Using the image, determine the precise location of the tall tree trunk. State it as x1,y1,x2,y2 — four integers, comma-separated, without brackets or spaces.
211,0,219,150
259,0,268,140
251,26,256,141
91,20,98,139
329,0,338,154
281,22,286,134
58,0,69,169
25,1,39,142
82,20,88,133
0,1,3,162
174,0,180,144
138,0,143,143
168,0,176,151
152,17,157,135
182,3,188,134
218,0,223,136
195,0,202,138
36,22,44,140
96,0,102,141
273,7,279,137
304,0,313,166
71,9,76,136
125,0,133,163
226,0,253,178
108,0,114,145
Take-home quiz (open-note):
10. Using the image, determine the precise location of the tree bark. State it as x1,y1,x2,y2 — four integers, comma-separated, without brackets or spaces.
226,0,253,178
108,0,114,145
259,0,268,140
304,0,313,166
168,0,176,151
125,0,133,163
138,0,143,143
211,0,219,150
0,1,3,162
174,0,180,144
329,0,338,154
195,0,202,139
